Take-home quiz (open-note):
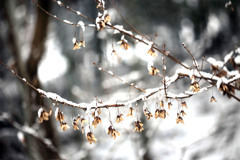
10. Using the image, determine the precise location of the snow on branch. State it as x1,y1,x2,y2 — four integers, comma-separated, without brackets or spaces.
33,0,190,69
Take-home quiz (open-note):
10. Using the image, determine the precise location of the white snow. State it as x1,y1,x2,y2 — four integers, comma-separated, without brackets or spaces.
135,35,142,40
113,29,120,34
122,79,126,84
235,55,240,64
147,61,154,71
207,57,224,68
236,47,240,54
108,71,113,75
163,65,166,71
76,11,81,15
114,25,133,36
114,25,123,31
216,78,222,89
78,21,85,32
38,108,43,118
102,0,105,8
57,1,62,6
88,24,96,27
55,107,59,118
63,20,73,25
225,1,232,8
17,131,24,143
224,51,233,63
72,37,76,44
147,42,153,50
22,125,37,136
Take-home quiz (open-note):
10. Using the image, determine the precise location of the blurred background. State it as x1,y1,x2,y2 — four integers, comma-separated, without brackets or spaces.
0,0,240,159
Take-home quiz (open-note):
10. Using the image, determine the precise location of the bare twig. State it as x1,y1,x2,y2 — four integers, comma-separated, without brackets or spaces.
162,44,168,101
201,56,205,71
32,0,190,69
109,0,150,41
182,43,202,76
93,62,146,93
51,0,94,22
32,0,95,27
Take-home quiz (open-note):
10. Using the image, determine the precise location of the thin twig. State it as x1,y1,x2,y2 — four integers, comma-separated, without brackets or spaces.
182,43,202,76
109,0,150,41
32,0,190,69
201,56,205,71
93,62,146,93
162,44,167,101
32,0,95,27
51,0,94,22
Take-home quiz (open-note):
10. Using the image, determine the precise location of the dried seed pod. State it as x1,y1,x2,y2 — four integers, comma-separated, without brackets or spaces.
92,116,102,128
160,100,164,108
87,132,97,144
79,40,85,48
147,47,157,57
176,114,184,124
149,66,159,76
55,107,64,123
127,107,134,117
38,108,52,123
104,14,111,23
97,108,101,116
133,121,144,132
180,110,186,116
168,102,172,110
144,109,153,120
181,102,188,109
60,122,70,131
117,39,130,50
116,114,124,123
80,118,88,126
108,126,120,140
159,109,167,119
190,81,200,92
72,116,80,130
73,41,81,50
154,109,161,119
210,96,217,103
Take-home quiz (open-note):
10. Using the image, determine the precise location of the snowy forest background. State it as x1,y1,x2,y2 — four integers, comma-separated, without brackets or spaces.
0,0,240,160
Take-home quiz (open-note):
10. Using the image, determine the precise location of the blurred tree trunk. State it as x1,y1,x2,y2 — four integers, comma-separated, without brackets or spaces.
4,0,60,159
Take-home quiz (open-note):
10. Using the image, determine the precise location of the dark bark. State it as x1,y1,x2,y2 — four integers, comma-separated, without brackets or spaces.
25,1,61,159
3,0,60,159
